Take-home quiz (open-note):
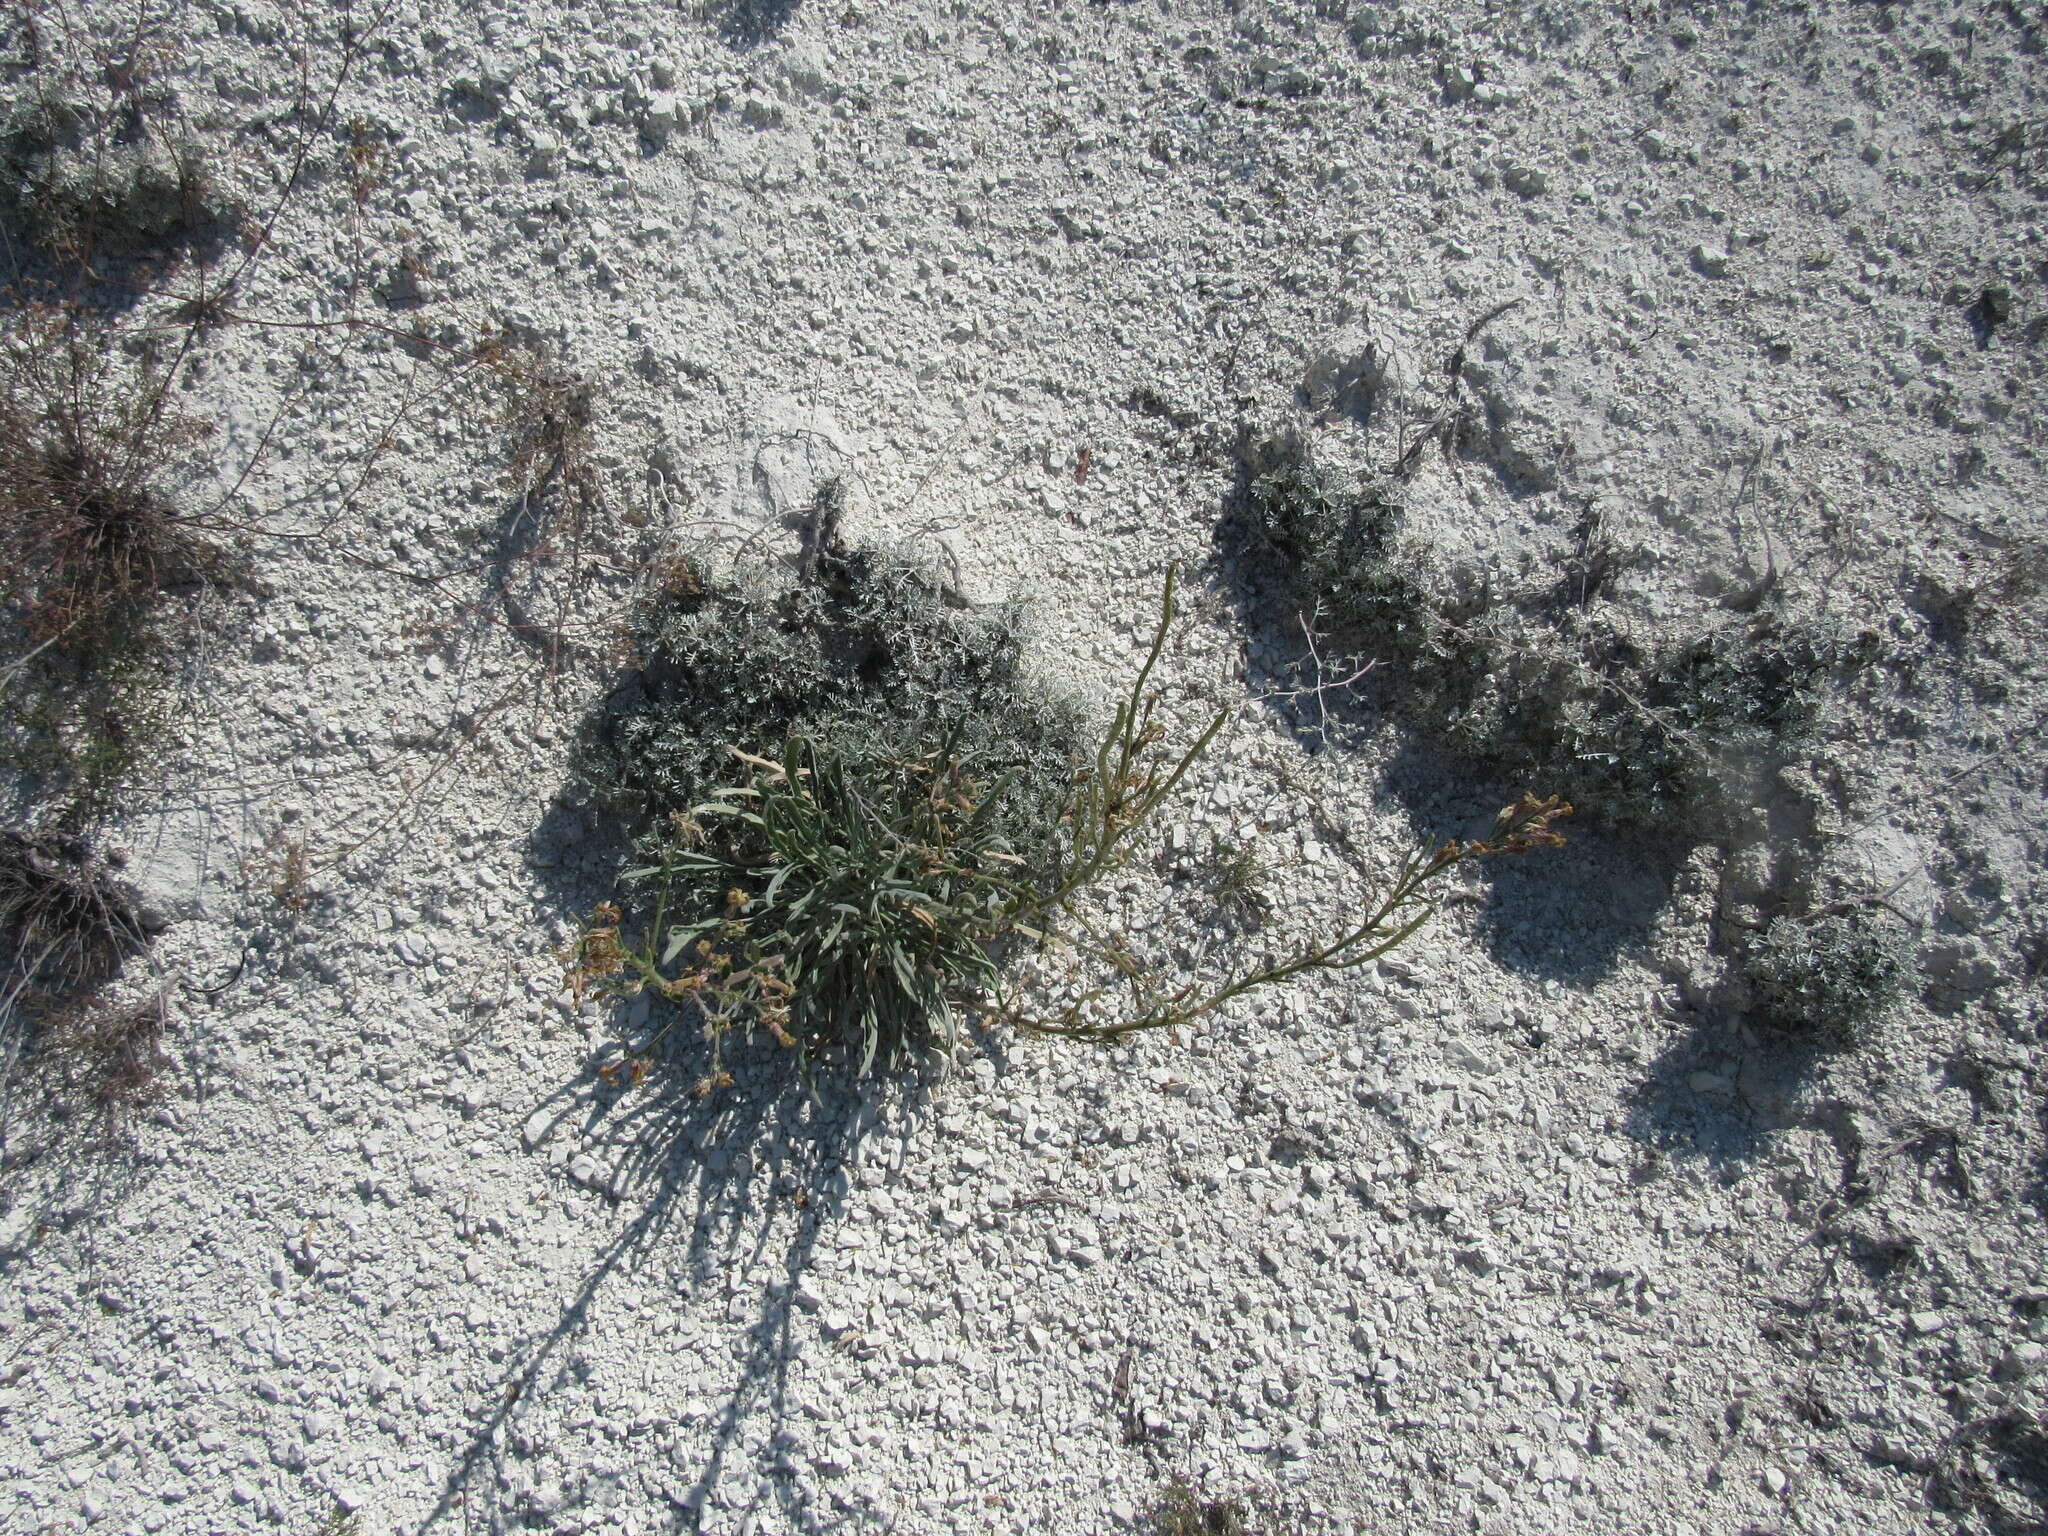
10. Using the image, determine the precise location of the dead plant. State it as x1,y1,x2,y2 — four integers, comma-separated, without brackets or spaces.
29,988,170,1138
0,827,149,996
0,303,233,803
0,303,227,654
249,828,315,918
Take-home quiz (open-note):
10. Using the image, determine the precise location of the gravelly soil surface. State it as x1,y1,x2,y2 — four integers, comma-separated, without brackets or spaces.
2,3,2046,1534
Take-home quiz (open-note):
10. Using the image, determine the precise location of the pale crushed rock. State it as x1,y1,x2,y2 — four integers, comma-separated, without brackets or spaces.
0,2,2045,1535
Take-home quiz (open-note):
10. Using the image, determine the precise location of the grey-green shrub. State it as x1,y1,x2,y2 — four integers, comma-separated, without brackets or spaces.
1742,910,1908,1047
568,531,1084,1073
578,532,1082,856
1243,433,1869,835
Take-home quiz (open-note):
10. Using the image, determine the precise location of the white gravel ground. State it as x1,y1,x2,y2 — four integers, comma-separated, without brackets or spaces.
3,2,2047,1534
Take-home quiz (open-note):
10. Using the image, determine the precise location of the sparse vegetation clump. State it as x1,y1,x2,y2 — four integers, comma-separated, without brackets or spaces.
0,305,231,804
1742,909,1909,1048
578,511,1080,840
1145,1475,1305,1536
0,308,222,643
1200,832,1271,930
1241,432,1867,837
249,829,316,920
567,538,1571,1081
0,827,150,994
1237,430,1911,1042
0,828,162,1137
568,526,1087,1078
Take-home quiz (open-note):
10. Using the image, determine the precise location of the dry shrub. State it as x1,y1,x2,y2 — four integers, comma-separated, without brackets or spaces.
0,830,163,1146
474,330,599,505
0,304,233,801
30,989,170,1133
0,827,149,993
0,303,225,654
1147,1478,1252,1536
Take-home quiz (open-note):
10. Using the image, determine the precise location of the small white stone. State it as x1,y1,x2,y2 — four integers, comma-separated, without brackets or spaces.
1762,1466,1787,1496
1446,1040,1499,1076
644,93,683,136
812,1445,849,1476
1909,1310,1948,1336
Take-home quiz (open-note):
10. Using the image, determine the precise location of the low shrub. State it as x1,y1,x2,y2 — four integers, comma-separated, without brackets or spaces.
1242,432,1869,837
0,304,231,803
1199,832,1271,931
569,530,1086,1080
0,308,222,643
1148,1477,1250,1536
0,827,151,994
1742,909,1909,1047
576,518,1082,856
0,828,160,1138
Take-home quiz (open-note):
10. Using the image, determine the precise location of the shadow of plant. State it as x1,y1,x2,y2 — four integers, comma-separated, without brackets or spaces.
716,0,802,50
424,992,952,1533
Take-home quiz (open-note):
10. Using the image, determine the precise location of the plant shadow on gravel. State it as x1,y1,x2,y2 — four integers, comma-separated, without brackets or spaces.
426,1021,932,1535
0,87,243,314
1369,735,1680,988
713,0,802,50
